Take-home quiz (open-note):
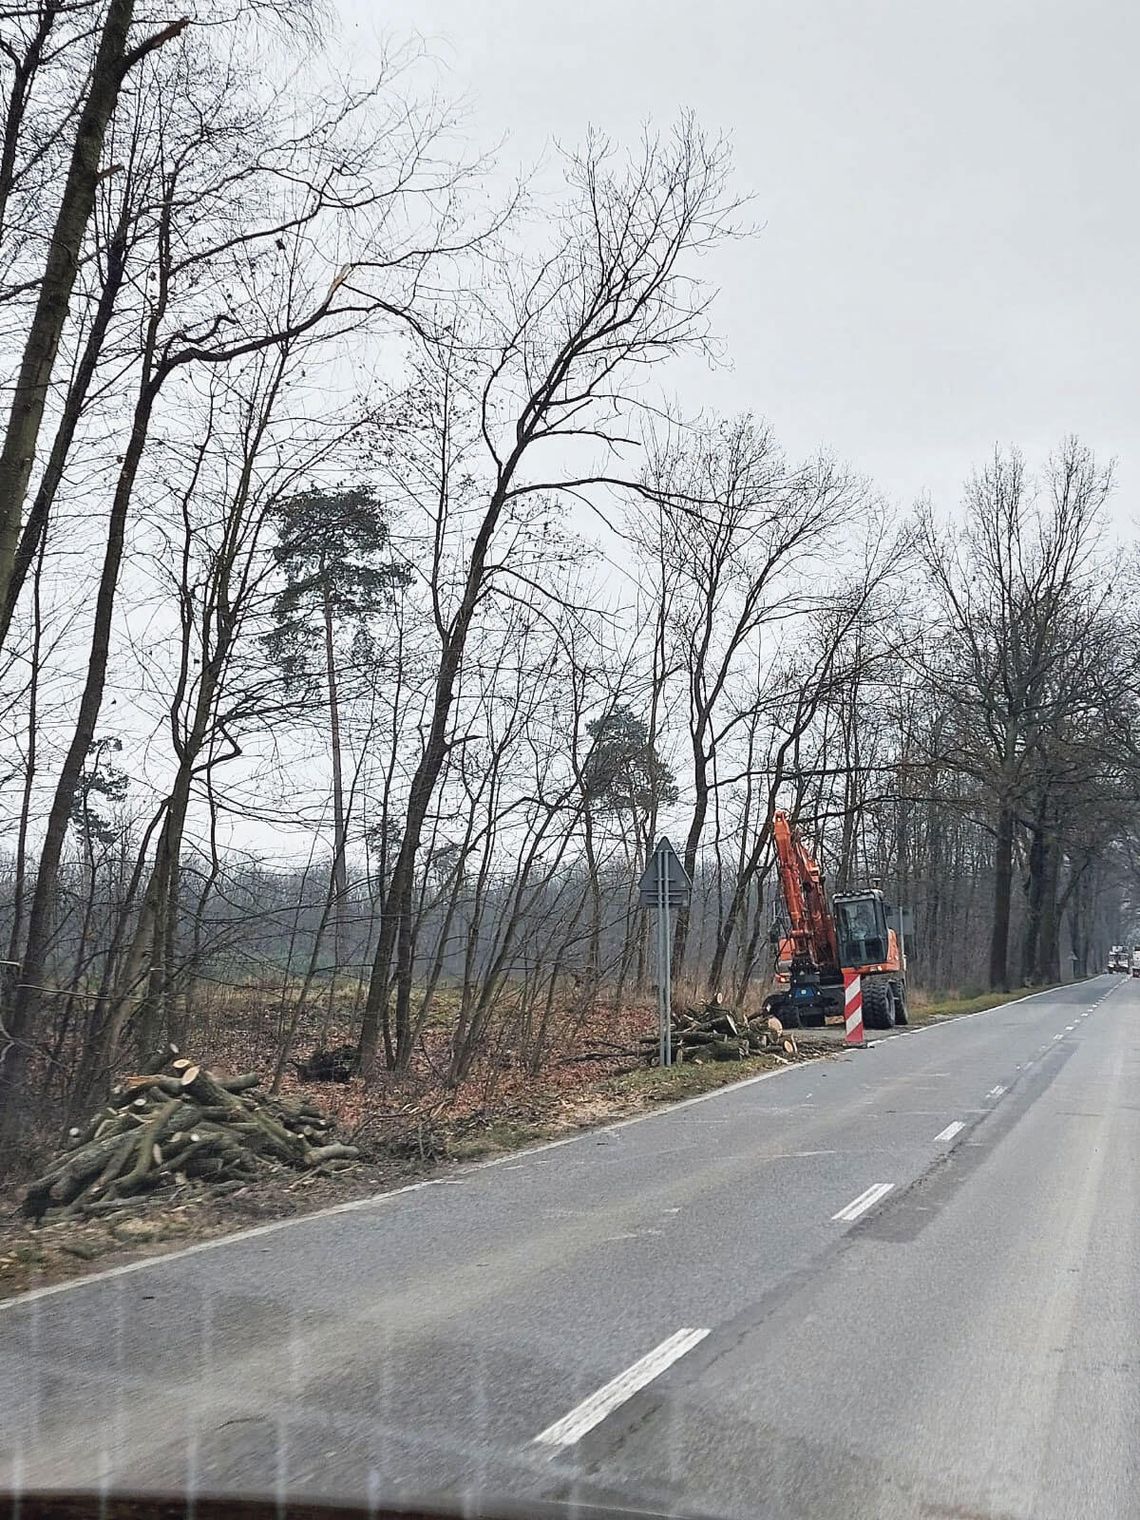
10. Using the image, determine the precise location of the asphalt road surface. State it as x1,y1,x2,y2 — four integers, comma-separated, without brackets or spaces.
3,974,1138,1519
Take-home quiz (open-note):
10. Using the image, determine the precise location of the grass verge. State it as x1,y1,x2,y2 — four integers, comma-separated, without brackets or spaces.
602,1052,799,1103
906,985,1060,1024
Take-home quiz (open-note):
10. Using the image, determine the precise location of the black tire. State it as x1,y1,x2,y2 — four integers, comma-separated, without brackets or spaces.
891,980,908,1026
863,980,896,1031
764,993,801,1030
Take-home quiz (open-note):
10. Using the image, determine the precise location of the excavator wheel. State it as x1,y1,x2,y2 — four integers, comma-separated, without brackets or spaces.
862,980,896,1031
764,994,801,1030
891,980,908,1026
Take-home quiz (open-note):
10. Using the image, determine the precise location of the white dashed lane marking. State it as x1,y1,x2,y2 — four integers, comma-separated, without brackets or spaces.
533,1328,710,1447
832,1182,895,1222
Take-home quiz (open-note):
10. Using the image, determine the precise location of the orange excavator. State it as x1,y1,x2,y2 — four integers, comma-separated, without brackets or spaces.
763,809,907,1030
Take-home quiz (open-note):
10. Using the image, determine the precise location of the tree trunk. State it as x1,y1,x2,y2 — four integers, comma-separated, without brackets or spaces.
0,0,137,627
1067,867,1090,981
671,746,708,978
988,805,1014,991
583,808,601,986
1034,836,1062,985
393,866,417,1069
323,578,348,904
0,6,58,244
3,532,45,983
709,820,772,993
358,451,526,1076
0,376,158,1145
1021,818,1046,985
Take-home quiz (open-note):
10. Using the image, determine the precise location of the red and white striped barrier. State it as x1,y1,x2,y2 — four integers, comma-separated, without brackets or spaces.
843,970,864,1046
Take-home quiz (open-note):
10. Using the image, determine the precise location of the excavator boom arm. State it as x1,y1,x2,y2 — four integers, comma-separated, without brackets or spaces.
772,810,840,974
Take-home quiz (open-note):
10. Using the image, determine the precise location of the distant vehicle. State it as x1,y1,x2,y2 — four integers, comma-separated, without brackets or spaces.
1109,945,1127,973
1132,947,1140,979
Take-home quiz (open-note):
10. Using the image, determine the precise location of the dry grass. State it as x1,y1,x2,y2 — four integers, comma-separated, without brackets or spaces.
905,986,1049,1023
603,1051,796,1103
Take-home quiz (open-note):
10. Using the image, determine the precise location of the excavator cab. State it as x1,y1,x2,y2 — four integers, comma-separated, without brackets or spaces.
833,890,890,970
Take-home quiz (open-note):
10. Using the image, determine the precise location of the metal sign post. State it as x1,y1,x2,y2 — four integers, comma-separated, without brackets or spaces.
637,838,692,1068
657,844,671,1069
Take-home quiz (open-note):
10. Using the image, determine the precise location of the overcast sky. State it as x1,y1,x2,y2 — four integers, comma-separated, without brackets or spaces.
338,0,1140,526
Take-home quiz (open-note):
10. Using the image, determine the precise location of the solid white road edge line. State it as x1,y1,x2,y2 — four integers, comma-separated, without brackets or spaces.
533,1328,710,1447
908,975,1112,1038
934,1121,965,1142
832,1182,894,1222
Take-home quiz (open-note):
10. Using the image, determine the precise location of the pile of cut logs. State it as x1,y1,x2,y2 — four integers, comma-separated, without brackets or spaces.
642,996,799,1064
22,1048,358,1222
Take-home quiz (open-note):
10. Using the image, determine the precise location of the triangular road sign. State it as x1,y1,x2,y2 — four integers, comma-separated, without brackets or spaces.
637,836,692,908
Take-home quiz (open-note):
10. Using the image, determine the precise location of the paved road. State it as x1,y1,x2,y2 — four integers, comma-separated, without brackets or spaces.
2,975,1138,1519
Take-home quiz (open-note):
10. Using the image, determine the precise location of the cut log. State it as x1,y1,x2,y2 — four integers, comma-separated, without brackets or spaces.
183,1067,246,1110
220,1072,260,1093
124,1074,177,1093
73,1196,135,1216
90,1133,137,1195
165,1134,227,1172
22,1130,140,1215
139,1043,180,1076
67,1112,111,1148
305,1142,360,1165
119,1099,180,1193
